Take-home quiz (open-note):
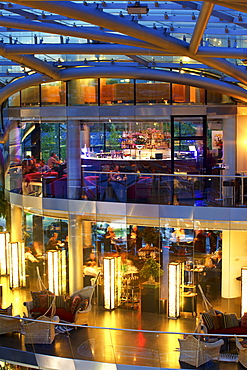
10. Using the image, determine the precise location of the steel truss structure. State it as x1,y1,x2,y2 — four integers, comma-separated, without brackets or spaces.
0,0,247,102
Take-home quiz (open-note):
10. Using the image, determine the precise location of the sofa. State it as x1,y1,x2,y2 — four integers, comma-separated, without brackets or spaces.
24,285,95,325
202,310,247,335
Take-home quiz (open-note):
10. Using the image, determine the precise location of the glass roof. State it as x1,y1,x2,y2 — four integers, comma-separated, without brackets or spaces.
0,0,246,97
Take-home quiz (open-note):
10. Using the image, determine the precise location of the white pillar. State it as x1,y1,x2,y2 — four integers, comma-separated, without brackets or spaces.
236,111,247,173
67,119,81,199
10,205,22,242
223,116,236,176
68,214,83,295
222,230,247,298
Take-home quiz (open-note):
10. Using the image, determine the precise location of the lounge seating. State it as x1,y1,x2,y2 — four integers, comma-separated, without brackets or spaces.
0,304,23,335
236,337,247,368
178,335,224,367
24,285,96,325
23,315,59,344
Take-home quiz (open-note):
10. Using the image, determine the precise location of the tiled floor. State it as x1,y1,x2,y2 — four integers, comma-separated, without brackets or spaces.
0,276,243,369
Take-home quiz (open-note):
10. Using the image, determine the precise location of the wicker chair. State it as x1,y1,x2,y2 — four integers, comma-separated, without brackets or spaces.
236,337,247,368
0,315,23,335
178,335,224,367
23,315,59,344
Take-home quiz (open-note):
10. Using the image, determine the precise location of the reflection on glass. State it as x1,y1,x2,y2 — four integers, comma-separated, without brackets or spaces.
67,79,98,105
136,80,170,104
8,91,20,107
41,81,66,106
100,78,134,105
172,84,205,104
21,86,40,106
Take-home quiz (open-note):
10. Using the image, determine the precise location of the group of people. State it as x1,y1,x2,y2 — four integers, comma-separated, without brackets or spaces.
199,250,222,297
22,152,62,176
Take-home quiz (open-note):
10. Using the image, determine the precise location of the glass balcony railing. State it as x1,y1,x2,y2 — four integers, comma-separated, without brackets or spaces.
6,168,247,208
0,315,243,369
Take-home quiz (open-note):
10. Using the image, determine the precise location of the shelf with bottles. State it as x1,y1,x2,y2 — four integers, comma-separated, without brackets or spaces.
121,272,140,308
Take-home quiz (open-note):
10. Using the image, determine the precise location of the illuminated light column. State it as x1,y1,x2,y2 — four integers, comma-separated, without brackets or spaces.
168,262,180,319
241,267,247,316
9,241,26,289
47,249,67,295
103,256,121,310
0,232,10,275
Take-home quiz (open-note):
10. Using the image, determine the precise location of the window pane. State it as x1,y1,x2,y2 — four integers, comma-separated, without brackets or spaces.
174,117,203,137
21,86,40,106
41,81,66,106
100,78,134,105
172,84,205,104
207,90,236,105
67,79,98,105
8,92,20,107
136,80,170,104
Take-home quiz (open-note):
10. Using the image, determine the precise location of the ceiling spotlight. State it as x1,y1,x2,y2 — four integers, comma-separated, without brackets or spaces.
164,12,169,20
127,2,149,15
238,14,243,22
192,12,196,20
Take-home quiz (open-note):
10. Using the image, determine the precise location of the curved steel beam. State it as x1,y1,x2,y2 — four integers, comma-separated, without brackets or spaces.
0,16,163,50
10,0,247,85
0,45,60,79
189,2,214,54
1,66,247,107
203,0,247,13
3,43,171,56
4,43,247,60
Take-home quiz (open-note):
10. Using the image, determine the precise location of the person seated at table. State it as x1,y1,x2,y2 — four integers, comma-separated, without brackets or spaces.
104,226,118,253
199,257,217,296
46,232,59,251
37,159,51,173
48,152,60,169
109,165,127,202
109,165,127,182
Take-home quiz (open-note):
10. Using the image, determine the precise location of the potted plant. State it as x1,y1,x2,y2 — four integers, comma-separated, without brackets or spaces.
140,227,159,247
140,257,163,285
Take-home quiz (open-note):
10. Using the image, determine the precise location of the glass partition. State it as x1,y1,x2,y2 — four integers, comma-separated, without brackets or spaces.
67,78,98,105
8,91,20,107
41,81,66,106
172,84,205,104
136,80,170,104
21,86,40,106
100,78,134,105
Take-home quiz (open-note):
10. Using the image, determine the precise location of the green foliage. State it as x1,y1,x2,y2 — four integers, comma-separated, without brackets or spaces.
0,185,8,220
106,123,121,150
139,227,159,246
140,258,163,280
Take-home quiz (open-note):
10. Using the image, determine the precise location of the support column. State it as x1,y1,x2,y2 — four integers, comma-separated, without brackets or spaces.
67,119,81,199
68,214,83,295
81,124,90,149
223,117,236,176
10,205,22,242
222,117,236,206
67,119,84,293
236,111,247,172
222,229,246,300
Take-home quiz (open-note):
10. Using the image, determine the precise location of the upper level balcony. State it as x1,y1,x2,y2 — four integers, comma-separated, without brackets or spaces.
6,163,247,208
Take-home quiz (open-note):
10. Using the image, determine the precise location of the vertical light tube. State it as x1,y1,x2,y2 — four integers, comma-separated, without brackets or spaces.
61,249,67,295
103,257,115,310
241,267,247,316
0,232,9,275
9,242,25,288
168,262,180,318
48,250,54,294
